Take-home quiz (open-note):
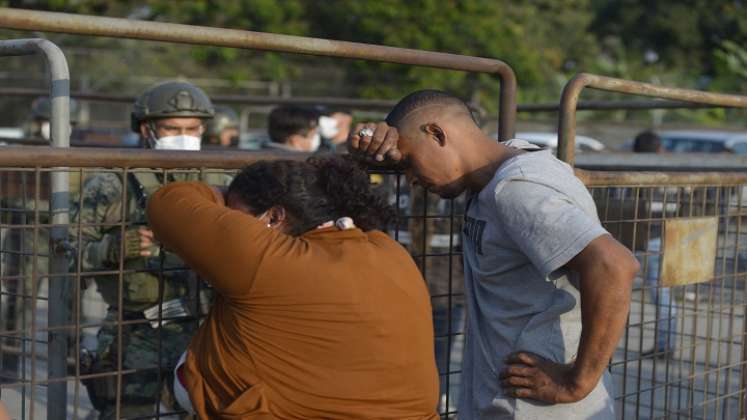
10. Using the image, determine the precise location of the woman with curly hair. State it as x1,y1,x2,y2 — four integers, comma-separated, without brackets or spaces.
147,155,438,419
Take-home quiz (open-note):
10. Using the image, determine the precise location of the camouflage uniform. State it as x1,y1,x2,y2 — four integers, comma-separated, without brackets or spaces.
77,171,213,419
76,81,229,419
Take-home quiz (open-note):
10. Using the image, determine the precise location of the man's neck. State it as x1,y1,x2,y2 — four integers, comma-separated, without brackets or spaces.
463,139,521,194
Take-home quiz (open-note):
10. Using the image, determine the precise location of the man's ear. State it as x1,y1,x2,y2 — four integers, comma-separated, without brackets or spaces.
422,123,446,146
139,122,150,139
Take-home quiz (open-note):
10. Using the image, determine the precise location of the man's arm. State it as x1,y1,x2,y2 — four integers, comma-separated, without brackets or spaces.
74,173,154,271
75,173,126,271
500,234,639,403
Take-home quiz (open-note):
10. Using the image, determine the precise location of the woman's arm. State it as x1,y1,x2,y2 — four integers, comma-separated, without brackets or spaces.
147,181,289,297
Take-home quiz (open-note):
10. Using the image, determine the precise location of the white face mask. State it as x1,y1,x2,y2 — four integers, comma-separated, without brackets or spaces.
309,132,321,152
318,116,340,139
40,121,50,140
153,135,202,151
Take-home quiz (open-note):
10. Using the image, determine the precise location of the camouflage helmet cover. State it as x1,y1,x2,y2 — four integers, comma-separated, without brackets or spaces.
31,96,82,123
206,105,239,137
130,81,214,132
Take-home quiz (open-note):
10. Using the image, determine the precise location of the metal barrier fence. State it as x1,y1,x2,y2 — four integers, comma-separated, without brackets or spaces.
0,7,517,142
2,8,747,420
556,73,747,166
556,74,747,419
0,37,73,419
578,170,747,420
0,148,465,420
1,149,747,420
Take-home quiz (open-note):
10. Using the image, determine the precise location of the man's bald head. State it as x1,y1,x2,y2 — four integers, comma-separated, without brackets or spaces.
385,90,478,128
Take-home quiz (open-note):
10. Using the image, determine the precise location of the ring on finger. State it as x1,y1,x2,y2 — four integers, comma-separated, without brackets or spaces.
358,128,374,137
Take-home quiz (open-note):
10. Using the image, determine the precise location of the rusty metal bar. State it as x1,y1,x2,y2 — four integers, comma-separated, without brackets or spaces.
557,73,747,165
0,38,71,420
575,154,747,173
516,99,731,113
0,87,399,110
0,146,303,168
4,147,747,188
0,7,517,140
519,99,734,112
2,87,734,113
575,169,747,187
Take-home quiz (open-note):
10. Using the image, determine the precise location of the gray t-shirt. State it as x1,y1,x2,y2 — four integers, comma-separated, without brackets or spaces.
459,140,614,419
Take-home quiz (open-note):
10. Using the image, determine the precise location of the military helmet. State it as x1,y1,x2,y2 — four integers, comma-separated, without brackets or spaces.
31,96,82,124
206,105,240,137
130,81,214,132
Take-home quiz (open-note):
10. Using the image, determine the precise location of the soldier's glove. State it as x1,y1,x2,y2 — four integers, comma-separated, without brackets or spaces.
106,227,146,263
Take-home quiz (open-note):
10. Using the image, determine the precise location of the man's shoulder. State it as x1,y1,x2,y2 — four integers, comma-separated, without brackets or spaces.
84,172,123,188
82,172,124,203
491,150,583,195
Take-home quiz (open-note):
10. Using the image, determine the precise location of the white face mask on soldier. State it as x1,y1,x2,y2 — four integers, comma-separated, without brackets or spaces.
153,135,202,151
309,132,321,152
318,116,340,139
40,121,51,141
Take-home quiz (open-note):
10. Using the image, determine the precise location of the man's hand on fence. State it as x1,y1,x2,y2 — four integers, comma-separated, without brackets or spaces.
348,121,402,163
500,351,591,404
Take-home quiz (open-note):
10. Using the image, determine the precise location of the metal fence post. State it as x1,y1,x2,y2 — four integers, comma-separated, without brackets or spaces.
557,73,747,166
0,38,71,420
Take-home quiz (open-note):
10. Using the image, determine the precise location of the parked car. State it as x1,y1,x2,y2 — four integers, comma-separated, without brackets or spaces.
505,131,606,153
654,130,747,154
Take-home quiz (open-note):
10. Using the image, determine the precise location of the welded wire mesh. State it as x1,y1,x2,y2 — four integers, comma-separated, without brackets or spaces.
593,182,747,420
0,166,745,420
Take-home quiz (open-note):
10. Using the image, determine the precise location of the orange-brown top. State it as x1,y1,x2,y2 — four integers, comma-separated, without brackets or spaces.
148,182,438,419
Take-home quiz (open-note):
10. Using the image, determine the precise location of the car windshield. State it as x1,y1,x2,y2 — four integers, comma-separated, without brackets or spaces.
661,137,727,153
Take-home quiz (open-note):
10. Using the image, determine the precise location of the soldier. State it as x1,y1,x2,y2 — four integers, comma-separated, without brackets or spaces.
76,81,225,419
204,105,240,148
25,96,82,140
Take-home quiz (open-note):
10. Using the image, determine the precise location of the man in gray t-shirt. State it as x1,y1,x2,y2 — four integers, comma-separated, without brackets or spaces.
349,90,640,419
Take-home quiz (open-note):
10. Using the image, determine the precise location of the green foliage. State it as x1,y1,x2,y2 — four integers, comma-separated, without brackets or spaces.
306,0,598,108
1,0,746,122
713,40,747,93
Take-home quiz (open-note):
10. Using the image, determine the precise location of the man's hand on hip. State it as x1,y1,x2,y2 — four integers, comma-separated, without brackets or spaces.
500,351,591,404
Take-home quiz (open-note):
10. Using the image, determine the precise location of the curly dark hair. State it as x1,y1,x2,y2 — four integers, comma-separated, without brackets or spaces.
227,155,395,235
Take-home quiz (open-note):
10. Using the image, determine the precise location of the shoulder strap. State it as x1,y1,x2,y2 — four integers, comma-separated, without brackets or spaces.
127,172,163,209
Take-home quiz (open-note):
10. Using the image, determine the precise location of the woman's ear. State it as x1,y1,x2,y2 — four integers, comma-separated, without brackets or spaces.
268,206,287,228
